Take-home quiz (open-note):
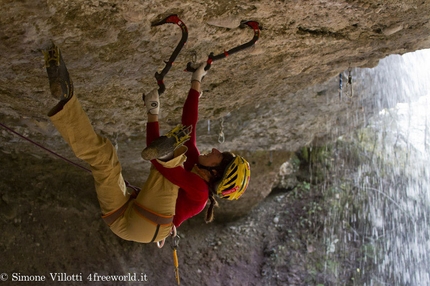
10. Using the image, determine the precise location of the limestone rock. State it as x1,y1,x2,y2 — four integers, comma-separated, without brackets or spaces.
1,0,430,220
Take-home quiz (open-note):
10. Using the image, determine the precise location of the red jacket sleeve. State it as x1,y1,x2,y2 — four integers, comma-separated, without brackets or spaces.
146,121,160,146
181,88,200,171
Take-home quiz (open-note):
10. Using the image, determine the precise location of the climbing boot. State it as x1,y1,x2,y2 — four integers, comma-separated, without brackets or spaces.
42,43,74,102
141,124,192,160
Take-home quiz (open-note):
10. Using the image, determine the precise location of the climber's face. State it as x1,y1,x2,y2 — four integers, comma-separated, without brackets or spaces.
198,148,223,167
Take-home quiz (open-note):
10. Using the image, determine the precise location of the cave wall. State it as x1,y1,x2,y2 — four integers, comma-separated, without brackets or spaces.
1,1,430,284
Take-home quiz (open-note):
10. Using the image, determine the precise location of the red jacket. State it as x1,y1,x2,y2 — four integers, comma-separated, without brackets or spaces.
147,89,209,227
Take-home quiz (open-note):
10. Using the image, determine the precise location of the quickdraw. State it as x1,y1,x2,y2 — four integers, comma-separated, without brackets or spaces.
155,225,181,285
186,20,262,72
171,231,181,285
218,117,225,143
339,65,353,99
346,66,353,98
151,14,188,95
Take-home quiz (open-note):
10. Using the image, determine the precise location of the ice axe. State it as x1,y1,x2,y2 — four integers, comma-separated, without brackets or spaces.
151,14,188,95
185,20,262,72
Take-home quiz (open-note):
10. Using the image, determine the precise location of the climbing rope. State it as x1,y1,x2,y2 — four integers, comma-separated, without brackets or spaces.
0,121,141,193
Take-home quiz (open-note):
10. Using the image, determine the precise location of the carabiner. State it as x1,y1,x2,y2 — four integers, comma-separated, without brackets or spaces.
218,131,225,144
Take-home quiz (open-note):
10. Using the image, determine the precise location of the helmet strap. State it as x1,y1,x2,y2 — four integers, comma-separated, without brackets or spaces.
197,164,218,178
194,165,212,182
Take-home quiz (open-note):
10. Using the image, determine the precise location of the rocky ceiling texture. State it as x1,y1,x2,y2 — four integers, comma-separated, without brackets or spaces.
1,0,430,215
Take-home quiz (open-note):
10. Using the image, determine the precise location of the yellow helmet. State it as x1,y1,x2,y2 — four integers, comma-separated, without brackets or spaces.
215,154,251,200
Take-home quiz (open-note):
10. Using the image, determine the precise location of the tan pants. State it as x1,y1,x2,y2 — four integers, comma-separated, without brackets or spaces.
49,95,186,243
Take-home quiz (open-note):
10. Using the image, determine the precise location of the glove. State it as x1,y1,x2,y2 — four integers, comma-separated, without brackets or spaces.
191,62,208,83
143,89,159,115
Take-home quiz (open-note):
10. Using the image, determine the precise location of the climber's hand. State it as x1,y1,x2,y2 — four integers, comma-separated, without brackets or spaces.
191,62,208,83
143,89,159,115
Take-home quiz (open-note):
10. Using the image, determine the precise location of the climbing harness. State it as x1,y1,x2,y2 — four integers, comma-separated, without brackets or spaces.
0,122,141,194
185,20,262,72
151,14,188,95
218,117,225,143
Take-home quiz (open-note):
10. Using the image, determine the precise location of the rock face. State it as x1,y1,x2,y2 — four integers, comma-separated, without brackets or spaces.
2,0,430,217
0,1,430,284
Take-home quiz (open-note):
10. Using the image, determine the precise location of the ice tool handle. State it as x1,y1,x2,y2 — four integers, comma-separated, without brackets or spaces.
186,20,261,72
152,14,188,95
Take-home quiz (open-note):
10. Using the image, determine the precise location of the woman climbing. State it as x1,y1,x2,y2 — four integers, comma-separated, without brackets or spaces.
42,43,250,244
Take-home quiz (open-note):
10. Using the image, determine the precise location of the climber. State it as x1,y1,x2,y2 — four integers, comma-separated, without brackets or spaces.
42,43,250,244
